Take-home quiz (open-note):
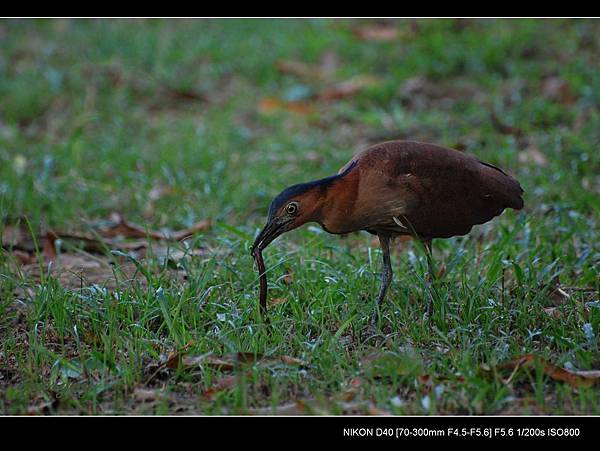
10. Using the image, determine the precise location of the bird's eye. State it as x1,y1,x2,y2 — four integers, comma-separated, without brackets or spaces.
285,202,298,215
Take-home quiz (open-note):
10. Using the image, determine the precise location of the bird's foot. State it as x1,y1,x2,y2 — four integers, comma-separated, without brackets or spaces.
425,296,434,320
360,325,386,346
361,311,387,345
370,309,379,327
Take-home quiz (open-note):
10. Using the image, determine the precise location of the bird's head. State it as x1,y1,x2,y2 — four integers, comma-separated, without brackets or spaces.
250,182,325,257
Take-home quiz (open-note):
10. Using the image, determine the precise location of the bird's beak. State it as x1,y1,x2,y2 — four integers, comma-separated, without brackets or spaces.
250,217,289,257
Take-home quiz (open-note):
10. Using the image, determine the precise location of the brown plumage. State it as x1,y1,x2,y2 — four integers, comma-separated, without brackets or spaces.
251,140,524,322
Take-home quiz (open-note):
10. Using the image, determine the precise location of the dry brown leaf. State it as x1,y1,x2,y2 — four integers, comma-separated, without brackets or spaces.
353,24,399,42
12,249,35,265
5,213,210,268
42,232,57,259
367,406,392,415
500,354,600,388
518,146,548,167
20,253,134,291
278,355,306,366
276,60,327,81
161,86,206,102
282,268,294,285
490,110,524,137
436,264,446,279
543,307,562,318
575,370,600,378
574,107,592,131
258,97,314,116
155,219,212,240
134,388,164,403
192,353,251,371
203,374,238,401
26,398,59,415
103,212,210,241
319,75,380,101
275,51,339,82
399,76,486,109
319,50,339,78
247,401,306,415
1,224,28,247
268,297,288,307
144,183,175,216
181,355,234,371
541,76,577,104
148,183,173,201
417,374,434,393
304,150,323,163
341,378,362,401
549,286,571,304
164,340,195,369
179,352,305,372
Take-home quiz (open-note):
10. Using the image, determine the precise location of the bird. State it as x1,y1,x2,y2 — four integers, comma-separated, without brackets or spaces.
250,140,524,324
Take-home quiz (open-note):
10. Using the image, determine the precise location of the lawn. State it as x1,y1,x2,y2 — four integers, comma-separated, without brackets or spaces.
0,18,599,415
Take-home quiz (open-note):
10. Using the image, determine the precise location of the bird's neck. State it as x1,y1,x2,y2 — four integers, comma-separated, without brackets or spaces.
312,167,361,234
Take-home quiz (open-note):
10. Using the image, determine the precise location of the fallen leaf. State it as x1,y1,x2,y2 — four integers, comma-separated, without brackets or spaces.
247,401,306,415
42,232,57,259
399,76,486,109
318,50,339,78
203,374,238,401
20,253,131,291
549,286,571,304
436,264,446,279
180,354,231,371
319,75,380,101
417,374,434,393
367,406,392,415
540,76,577,104
26,398,59,415
276,60,327,81
144,183,175,216
148,183,173,202
1,223,28,247
341,378,362,401
282,268,294,285
164,340,195,369
353,24,399,42
500,355,600,388
543,307,562,318
304,150,323,163
490,110,524,137
258,97,314,116
574,107,592,131
278,355,306,366
162,87,205,102
102,212,210,241
518,146,548,167
275,52,338,83
12,249,34,265
268,297,288,307
134,388,165,403
179,352,306,371
4,213,210,270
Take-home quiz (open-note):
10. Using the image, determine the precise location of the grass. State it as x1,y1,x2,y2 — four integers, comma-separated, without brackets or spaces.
0,18,599,415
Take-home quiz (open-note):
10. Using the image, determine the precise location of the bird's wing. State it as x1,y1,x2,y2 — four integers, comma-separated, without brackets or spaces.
352,141,524,238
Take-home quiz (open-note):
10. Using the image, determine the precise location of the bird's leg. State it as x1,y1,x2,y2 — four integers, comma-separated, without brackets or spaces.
371,233,393,325
422,238,435,317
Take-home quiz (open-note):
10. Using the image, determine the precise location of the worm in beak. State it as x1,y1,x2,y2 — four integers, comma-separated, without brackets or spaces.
250,217,290,257
250,217,291,319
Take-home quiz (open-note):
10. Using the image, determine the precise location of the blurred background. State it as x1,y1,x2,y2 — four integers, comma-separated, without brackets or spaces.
1,18,598,234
